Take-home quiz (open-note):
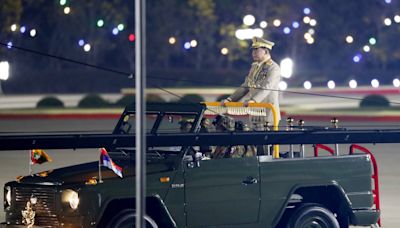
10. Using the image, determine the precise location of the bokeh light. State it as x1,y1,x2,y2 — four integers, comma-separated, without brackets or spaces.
190,40,198,47
112,28,119,35
283,27,291,34
20,26,26,33
117,24,124,31
292,21,300,28
260,21,268,28
309,19,317,26
0,61,10,81
384,18,392,26
280,58,293,78
371,79,380,88
10,24,17,32
394,15,400,23
345,35,353,44
168,37,176,44
349,79,358,89
29,29,37,37
273,19,281,27
327,80,336,89
184,42,191,49
303,81,312,90
303,16,311,24
369,37,377,45
353,54,362,63
64,7,71,14
363,45,370,52
97,20,104,27
83,44,91,52
6,42,12,49
393,78,400,87
78,39,85,46
221,48,229,55
303,8,311,15
279,81,288,90
243,14,256,26
129,34,135,42
59,0,67,6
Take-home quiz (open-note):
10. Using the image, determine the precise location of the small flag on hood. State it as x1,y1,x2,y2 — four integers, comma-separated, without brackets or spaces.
31,149,52,165
100,148,123,178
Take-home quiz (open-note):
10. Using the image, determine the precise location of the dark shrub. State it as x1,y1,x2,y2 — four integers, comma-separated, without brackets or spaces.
146,94,166,103
78,94,111,108
179,94,204,103
360,94,390,108
115,95,135,107
36,96,64,108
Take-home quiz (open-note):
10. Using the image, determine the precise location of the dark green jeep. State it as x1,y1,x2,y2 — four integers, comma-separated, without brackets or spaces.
2,103,380,227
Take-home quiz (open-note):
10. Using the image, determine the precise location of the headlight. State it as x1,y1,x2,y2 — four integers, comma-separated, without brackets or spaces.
4,186,11,207
62,189,79,210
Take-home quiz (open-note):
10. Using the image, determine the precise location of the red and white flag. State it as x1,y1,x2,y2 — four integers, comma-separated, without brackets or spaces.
99,148,123,178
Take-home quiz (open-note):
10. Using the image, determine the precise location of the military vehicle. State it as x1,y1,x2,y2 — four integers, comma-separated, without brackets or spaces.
1,102,383,227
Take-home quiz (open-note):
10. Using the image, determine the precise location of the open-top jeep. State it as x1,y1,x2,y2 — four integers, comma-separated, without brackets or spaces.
2,102,381,227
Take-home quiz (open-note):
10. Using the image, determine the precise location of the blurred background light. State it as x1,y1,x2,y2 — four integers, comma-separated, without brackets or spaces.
64,7,71,14
190,40,198,47
283,27,291,34
59,0,67,6
371,79,380,88
117,24,124,31
243,14,255,26
10,24,17,32
184,42,191,49
308,28,315,35
327,80,336,89
353,54,362,63
78,39,85,46
303,81,312,90
349,79,358,89
303,8,311,15
393,78,400,87
309,19,317,26
345,35,353,43
6,42,12,49
385,0,392,4
279,81,288,90
280,58,293,78
97,19,104,27
363,45,370,52
112,28,119,35
394,15,400,23
303,16,311,24
168,37,176,44
83,44,91,52
260,21,268,28
273,19,281,27
128,34,135,42
221,47,229,55
384,18,392,26
292,21,300,28
0,61,10,81
29,29,37,37
20,26,26,33
369,37,377,45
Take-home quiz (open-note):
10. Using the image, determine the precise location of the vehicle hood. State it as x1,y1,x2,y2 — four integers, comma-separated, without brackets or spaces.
16,158,176,185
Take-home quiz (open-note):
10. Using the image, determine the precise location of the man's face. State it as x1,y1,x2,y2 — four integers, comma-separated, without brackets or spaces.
252,48,267,62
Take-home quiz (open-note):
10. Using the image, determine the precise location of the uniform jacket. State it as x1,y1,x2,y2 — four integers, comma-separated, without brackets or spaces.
228,58,281,123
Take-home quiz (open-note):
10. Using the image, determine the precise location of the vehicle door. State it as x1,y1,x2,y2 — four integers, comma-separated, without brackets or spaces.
184,155,260,227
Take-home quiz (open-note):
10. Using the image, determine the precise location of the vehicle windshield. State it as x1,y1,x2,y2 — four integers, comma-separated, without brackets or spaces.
115,112,198,134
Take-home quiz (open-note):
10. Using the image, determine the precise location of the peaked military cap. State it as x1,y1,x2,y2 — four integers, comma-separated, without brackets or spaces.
251,37,275,50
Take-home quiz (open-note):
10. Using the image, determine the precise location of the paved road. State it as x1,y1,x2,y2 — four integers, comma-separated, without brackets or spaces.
0,118,399,227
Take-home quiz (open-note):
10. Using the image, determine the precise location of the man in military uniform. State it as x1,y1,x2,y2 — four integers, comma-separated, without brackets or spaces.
222,37,281,124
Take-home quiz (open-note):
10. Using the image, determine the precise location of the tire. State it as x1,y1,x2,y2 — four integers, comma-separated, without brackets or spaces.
286,204,339,228
106,209,158,228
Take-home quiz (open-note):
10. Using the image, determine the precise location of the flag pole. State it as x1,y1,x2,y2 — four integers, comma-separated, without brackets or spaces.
29,150,32,176
98,153,103,183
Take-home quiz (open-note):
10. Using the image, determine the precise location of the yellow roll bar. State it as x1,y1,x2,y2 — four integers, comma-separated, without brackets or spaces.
203,102,280,158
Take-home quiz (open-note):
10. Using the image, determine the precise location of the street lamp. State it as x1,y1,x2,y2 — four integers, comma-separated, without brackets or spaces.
0,61,10,94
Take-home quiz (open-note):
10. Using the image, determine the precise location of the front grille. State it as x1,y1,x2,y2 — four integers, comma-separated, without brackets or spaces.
14,186,60,227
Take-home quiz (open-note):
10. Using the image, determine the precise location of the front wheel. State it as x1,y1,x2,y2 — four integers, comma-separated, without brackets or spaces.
106,209,158,228
287,204,339,228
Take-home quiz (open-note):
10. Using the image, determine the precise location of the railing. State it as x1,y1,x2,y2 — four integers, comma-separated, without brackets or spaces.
313,144,335,157
349,144,381,227
203,102,280,158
